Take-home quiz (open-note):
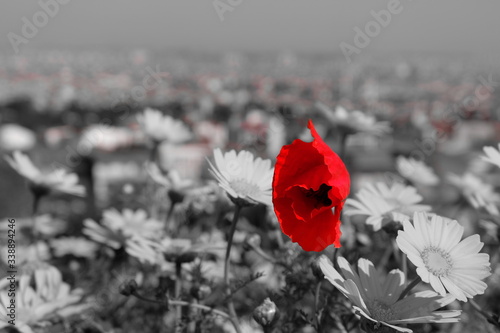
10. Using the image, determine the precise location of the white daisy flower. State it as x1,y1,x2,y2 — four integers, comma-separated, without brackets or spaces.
344,182,431,231
396,156,439,186
318,255,461,333
77,124,136,153
147,162,193,189
50,237,99,258
125,235,161,265
137,108,191,144
396,212,491,302
0,264,85,333
482,143,500,169
83,208,163,250
1,242,50,266
447,172,500,216
0,215,67,238
315,102,391,136
208,149,273,206
5,151,85,197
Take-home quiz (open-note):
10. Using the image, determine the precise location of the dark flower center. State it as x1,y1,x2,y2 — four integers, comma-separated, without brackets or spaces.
302,184,332,209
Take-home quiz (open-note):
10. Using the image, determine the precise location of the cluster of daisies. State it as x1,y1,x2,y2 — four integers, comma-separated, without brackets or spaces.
1,104,499,333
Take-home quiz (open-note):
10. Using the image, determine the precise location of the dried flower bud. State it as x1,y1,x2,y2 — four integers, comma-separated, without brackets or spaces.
253,298,280,327
119,279,138,297
244,233,261,251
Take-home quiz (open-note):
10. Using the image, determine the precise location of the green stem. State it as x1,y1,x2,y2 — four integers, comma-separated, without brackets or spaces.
398,276,422,301
339,132,349,161
165,202,177,235
402,253,408,283
131,291,234,322
224,205,243,333
252,246,278,264
314,281,322,332
31,192,42,258
175,261,182,331
470,300,500,328
274,229,284,249
149,141,160,163
332,247,339,270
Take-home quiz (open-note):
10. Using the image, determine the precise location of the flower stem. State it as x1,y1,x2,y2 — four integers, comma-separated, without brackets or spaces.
149,141,160,163
402,253,408,282
252,246,278,264
470,300,500,328
314,281,322,331
170,300,233,320
339,132,349,161
175,261,182,331
398,276,422,301
131,291,235,323
165,202,177,235
224,205,243,333
274,229,284,249
31,192,42,258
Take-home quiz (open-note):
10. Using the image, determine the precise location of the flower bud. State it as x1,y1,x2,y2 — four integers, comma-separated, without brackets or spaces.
253,298,279,327
119,279,138,297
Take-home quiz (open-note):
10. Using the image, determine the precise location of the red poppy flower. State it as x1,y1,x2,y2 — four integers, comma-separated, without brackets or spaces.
272,120,350,251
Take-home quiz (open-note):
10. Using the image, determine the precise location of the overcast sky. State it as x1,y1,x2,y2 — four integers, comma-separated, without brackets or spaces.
1,0,500,56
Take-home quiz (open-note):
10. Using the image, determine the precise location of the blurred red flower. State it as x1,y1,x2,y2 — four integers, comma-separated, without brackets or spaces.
272,120,350,251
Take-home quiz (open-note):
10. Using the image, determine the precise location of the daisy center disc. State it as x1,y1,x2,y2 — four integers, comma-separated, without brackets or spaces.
421,247,453,277
368,301,397,322
229,179,260,198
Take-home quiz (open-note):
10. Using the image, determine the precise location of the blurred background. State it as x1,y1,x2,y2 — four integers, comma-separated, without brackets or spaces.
1,0,500,217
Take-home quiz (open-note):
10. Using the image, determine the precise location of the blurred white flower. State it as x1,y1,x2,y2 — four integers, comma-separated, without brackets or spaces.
125,235,161,265
78,124,137,153
208,149,273,206
396,156,439,186
0,124,36,151
345,182,431,231
137,108,191,144
50,237,99,258
0,264,85,333
319,255,460,332
182,180,221,216
1,242,50,266
482,143,500,169
315,102,391,136
0,215,66,238
447,172,500,216
147,162,193,191
5,151,85,197
83,208,163,250
397,212,491,302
